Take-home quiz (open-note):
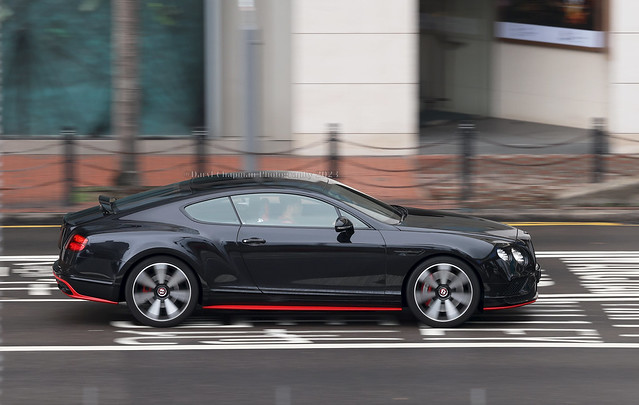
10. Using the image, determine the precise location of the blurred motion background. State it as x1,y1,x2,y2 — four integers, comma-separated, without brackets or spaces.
1,0,638,214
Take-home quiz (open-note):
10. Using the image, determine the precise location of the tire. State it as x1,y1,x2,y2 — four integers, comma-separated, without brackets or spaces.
125,256,199,327
406,257,480,328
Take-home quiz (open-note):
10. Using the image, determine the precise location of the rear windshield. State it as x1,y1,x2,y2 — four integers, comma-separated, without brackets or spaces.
112,183,189,212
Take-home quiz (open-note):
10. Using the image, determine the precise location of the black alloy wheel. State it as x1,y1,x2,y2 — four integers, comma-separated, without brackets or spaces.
406,257,480,327
125,256,199,327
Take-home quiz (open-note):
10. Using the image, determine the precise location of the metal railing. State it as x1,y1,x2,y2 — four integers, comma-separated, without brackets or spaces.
1,118,637,210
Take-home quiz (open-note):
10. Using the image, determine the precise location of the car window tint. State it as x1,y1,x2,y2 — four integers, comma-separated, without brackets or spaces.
337,209,369,229
231,193,339,227
184,197,239,224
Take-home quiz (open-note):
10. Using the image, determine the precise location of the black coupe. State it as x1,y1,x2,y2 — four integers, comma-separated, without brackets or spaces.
53,171,540,327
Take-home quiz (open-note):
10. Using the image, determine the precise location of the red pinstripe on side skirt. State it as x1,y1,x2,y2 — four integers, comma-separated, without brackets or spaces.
203,304,403,311
483,299,536,311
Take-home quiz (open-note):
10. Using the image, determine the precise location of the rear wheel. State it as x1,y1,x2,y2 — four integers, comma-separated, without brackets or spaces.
406,257,480,327
125,256,199,327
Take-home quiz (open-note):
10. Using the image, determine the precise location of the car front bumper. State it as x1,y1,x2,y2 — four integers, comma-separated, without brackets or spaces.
482,262,541,310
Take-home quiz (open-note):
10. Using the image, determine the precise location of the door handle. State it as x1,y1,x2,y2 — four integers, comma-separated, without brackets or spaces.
241,237,266,245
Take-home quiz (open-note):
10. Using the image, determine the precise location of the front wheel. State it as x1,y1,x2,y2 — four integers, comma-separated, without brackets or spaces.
406,257,480,328
125,256,199,327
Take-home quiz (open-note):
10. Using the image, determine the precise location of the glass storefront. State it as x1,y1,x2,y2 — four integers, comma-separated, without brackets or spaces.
419,0,494,126
1,0,204,137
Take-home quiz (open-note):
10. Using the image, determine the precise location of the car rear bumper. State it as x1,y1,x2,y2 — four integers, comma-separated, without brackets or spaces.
53,260,119,304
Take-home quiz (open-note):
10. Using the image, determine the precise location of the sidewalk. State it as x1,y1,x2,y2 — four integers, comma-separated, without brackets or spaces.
2,118,639,224
3,153,639,224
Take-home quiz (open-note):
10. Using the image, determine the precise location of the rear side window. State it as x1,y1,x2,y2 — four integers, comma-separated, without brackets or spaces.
184,197,239,224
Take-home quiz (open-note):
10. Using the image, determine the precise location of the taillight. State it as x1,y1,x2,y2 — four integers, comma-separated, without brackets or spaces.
66,234,88,252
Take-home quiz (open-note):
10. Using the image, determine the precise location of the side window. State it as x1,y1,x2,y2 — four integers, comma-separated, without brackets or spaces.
338,209,370,229
231,193,339,227
184,197,239,224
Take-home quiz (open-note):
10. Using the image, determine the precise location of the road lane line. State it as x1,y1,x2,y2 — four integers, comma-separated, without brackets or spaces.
4,342,639,352
507,222,639,227
0,299,83,302
0,256,58,261
0,281,56,284
468,321,591,325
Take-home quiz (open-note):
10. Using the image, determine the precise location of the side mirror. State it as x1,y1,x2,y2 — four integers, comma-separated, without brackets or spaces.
334,216,354,233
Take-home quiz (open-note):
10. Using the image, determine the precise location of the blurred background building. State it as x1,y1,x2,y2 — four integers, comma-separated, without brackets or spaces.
1,0,204,137
3,0,634,149
1,0,638,209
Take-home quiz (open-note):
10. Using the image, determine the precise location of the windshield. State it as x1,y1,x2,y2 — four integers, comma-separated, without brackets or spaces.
324,182,402,224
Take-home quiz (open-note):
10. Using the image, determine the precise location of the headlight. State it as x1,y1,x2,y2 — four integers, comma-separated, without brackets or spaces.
497,248,509,261
512,249,525,264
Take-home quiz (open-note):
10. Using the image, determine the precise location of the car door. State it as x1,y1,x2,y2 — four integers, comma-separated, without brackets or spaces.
181,196,260,297
231,192,387,300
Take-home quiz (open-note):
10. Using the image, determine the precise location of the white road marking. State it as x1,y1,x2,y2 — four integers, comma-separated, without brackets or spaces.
3,252,639,348
0,299,82,303
111,320,252,329
540,294,639,300
28,284,52,296
538,268,554,287
538,252,639,340
420,326,602,344
0,256,58,261
0,256,57,280
4,342,639,352
469,321,591,325
537,252,639,257
0,281,56,284
114,326,403,346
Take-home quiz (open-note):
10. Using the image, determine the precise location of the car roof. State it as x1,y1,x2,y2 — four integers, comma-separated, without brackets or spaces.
112,171,335,213
186,171,334,194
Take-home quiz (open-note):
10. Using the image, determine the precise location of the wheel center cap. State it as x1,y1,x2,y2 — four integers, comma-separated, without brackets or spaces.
437,286,450,299
156,285,169,299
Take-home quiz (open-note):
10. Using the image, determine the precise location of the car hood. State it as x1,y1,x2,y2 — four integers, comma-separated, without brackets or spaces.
396,208,518,240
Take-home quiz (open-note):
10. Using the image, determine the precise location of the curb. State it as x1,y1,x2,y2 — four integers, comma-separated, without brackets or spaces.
467,208,639,224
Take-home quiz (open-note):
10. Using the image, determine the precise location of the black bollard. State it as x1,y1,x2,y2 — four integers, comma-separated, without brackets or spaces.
328,123,340,179
459,122,475,204
592,118,607,183
62,127,76,206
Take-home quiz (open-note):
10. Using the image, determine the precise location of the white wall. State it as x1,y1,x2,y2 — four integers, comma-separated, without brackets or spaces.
291,0,419,156
609,0,639,152
491,42,608,129
212,0,292,146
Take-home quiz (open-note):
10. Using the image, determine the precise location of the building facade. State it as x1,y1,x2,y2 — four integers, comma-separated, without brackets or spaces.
213,0,638,155
2,0,638,154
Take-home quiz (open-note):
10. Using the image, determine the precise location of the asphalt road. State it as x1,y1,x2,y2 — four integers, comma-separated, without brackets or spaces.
1,224,639,404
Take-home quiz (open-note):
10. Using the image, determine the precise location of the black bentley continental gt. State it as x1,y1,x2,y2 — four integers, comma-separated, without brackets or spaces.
53,171,540,328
